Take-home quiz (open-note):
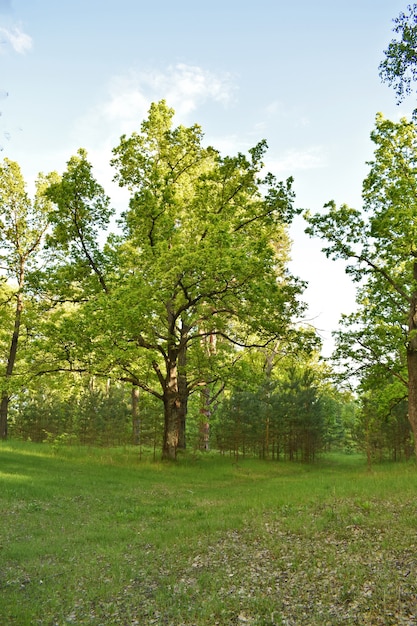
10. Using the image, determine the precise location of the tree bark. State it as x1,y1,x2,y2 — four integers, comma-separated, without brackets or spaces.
162,393,180,460
132,385,140,445
197,332,217,451
407,263,417,459
0,392,9,439
199,384,211,450
177,333,188,450
0,290,23,440
407,346,417,459
162,350,181,460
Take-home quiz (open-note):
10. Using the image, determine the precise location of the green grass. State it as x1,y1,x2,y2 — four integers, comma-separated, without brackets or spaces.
1,443,417,625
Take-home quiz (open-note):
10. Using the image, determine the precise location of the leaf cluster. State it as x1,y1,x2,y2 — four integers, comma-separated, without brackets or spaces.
306,114,417,392
380,4,417,106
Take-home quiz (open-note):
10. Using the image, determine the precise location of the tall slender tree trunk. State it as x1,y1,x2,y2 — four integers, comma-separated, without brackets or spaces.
132,385,140,445
407,263,417,460
262,344,280,459
177,385,187,450
0,392,9,439
197,332,217,451
407,337,417,460
199,386,211,450
177,326,189,450
264,415,270,459
0,290,23,440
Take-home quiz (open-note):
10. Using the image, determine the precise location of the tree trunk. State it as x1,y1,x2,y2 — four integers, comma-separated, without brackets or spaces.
407,347,417,459
0,392,9,439
264,415,270,459
197,332,217,451
162,393,180,460
162,352,181,460
177,382,187,450
0,290,24,440
199,386,211,451
177,336,188,450
263,345,279,459
407,266,417,460
132,385,140,445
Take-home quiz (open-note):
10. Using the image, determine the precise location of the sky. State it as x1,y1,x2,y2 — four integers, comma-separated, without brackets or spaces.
0,0,415,356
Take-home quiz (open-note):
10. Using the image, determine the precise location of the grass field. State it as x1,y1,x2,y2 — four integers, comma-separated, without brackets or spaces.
1,442,417,625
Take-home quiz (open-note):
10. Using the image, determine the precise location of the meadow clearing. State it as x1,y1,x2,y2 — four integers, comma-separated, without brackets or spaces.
1,442,417,625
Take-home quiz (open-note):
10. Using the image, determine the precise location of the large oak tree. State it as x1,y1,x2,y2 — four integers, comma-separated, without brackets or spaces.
105,101,306,459
39,101,307,459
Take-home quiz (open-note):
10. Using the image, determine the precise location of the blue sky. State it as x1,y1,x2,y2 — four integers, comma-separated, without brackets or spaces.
0,0,414,355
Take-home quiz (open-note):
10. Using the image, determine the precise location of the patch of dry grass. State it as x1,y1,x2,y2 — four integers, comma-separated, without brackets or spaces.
79,499,417,625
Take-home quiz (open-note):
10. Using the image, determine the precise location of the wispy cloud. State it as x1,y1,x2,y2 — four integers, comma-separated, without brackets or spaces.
75,63,237,153
266,147,326,174
99,63,236,131
265,100,285,116
73,64,237,210
261,100,311,130
0,25,32,54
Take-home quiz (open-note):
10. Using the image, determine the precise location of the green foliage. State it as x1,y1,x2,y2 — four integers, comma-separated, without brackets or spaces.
306,114,417,454
0,160,54,277
0,103,327,458
44,148,113,296
213,357,351,461
105,100,308,456
24,100,310,458
354,379,412,463
305,115,417,289
9,377,132,446
0,159,59,437
321,392,357,453
109,100,303,347
379,4,417,108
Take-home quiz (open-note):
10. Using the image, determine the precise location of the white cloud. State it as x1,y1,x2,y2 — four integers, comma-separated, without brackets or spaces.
262,100,310,129
0,25,32,53
71,64,237,203
265,100,284,116
266,147,326,174
97,63,236,132
71,65,227,202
